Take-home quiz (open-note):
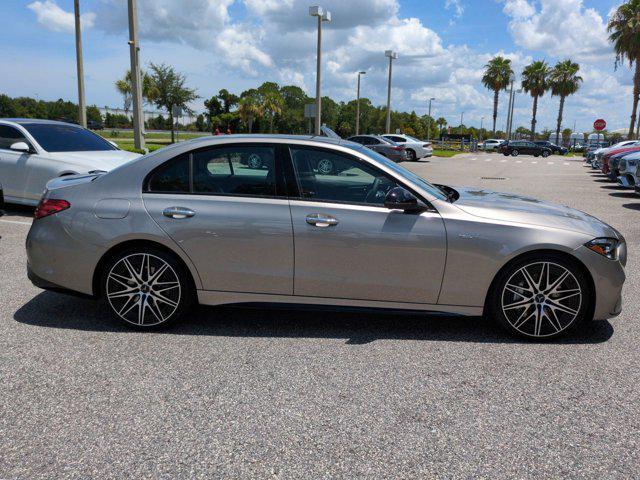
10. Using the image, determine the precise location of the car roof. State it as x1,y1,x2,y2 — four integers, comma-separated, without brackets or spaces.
160,134,367,151
0,118,81,127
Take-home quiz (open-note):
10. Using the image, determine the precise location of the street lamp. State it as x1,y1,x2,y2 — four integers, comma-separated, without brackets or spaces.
355,71,366,135
426,97,435,141
384,50,398,134
309,6,331,136
480,116,484,140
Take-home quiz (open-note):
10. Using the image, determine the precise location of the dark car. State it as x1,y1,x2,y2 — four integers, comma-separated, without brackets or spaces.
87,119,104,130
347,135,407,162
533,141,567,155
499,140,552,157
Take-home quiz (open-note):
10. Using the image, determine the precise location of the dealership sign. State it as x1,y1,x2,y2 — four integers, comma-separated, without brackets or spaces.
593,119,606,131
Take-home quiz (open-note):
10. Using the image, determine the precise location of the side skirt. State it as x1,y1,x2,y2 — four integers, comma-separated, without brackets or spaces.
197,290,483,316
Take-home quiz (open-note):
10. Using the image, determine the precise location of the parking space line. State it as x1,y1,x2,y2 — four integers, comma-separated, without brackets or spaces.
532,161,538,164
0,219,32,226
564,162,570,165
485,159,491,162
500,159,507,162
516,160,522,163
547,161,554,165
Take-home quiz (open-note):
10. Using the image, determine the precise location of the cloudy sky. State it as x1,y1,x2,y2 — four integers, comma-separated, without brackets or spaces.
0,0,631,133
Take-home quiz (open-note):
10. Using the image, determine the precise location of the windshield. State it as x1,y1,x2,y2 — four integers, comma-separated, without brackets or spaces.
348,144,448,201
22,124,117,152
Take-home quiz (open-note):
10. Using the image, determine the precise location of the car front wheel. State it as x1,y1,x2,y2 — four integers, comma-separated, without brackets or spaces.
511,149,519,156
102,247,193,328
542,150,550,158
487,254,591,339
406,149,417,161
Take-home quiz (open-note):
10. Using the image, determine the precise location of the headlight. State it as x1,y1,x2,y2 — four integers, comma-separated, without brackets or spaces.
585,238,619,260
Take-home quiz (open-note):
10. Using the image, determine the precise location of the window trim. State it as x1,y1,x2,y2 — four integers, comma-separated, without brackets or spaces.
142,143,288,200
284,144,434,210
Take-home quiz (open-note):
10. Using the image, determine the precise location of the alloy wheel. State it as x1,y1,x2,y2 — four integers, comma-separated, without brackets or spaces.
106,253,182,326
317,158,334,175
501,261,582,338
511,150,519,156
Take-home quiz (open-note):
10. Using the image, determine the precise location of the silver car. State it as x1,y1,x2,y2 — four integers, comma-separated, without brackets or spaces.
26,135,626,339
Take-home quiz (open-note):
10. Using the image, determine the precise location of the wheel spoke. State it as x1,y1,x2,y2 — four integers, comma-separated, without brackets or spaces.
122,258,142,283
512,304,534,328
520,267,538,292
538,262,549,291
503,298,535,311
150,291,178,308
118,294,140,317
110,271,136,287
154,282,180,294
108,287,138,299
546,271,570,294
547,299,578,317
505,284,531,298
149,263,169,285
544,306,563,333
138,296,147,325
146,297,165,323
552,289,581,302
533,306,543,336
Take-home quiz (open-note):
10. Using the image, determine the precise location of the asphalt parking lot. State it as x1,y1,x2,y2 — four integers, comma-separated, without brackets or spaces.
1,151,638,478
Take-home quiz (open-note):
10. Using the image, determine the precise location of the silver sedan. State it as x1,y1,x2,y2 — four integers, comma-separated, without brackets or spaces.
26,135,626,339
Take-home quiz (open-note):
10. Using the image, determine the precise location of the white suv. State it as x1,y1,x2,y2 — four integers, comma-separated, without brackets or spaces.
480,139,504,151
383,134,433,161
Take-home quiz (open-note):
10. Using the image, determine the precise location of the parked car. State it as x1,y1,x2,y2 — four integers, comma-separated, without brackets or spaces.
382,134,433,160
499,140,552,157
616,151,640,188
588,141,635,167
479,139,504,151
346,135,407,162
26,135,626,340
600,145,640,175
0,119,140,205
87,119,104,130
533,141,568,155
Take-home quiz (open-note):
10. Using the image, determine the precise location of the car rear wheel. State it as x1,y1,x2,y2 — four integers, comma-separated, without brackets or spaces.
511,149,519,156
486,253,591,340
406,149,417,161
542,150,550,158
102,247,194,328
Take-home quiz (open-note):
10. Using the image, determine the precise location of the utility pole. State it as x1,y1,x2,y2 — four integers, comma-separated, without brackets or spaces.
74,0,86,127
310,6,331,136
505,79,514,140
426,97,434,141
385,50,398,134
480,116,484,140
128,0,145,150
355,71,365,135
460,111,464,126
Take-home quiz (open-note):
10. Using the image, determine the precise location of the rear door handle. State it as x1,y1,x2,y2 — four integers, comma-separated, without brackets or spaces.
163,206,195,219
306,213,338,227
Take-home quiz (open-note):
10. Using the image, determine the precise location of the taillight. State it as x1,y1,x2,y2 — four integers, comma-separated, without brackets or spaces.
391,146,404,151
34,199,70,219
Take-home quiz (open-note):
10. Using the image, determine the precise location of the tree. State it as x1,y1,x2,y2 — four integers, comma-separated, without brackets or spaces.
262,90,284,133
114,69,157,112
521,60,549,140
204,96,223,130
549,60,582,145
238,90,262,133
217,89,239,113
482,56,514,134
148,63,198,143
436,117,447,136
608,0,640,139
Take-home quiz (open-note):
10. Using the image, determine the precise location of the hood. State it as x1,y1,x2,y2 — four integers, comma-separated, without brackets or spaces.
451,186,618,238
47,150,141,170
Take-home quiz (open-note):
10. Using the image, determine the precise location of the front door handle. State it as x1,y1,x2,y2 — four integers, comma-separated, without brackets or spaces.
306,213,339,227
163,206,195,219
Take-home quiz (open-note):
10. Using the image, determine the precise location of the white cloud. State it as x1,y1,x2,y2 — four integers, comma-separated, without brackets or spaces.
502,0,612,62
27,0,95,34
445,0,465,19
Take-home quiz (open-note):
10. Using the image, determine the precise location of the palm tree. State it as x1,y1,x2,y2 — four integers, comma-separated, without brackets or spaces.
114,69,158,112
262,90,284,133
548,60,582,145
238,92,262,133
436,117,447,135
521,60,550,140
608,0,640,138
482,56,514,134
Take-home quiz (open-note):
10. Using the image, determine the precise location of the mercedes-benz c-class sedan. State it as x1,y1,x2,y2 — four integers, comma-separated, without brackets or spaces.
26,135,626,339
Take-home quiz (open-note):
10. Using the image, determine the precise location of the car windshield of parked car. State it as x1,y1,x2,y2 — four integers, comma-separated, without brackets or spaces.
348,144,448,201
21,124,117,152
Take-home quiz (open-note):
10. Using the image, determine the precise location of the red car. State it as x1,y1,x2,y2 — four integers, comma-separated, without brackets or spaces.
602,145,640,174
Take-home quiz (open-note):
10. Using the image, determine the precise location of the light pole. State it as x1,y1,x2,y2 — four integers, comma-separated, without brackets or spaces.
385,50,398,134
480,116,484,140
426,97,435,141
73,0,86,127
127,0,145,150
355,71,366,135
460,111,464,126
309,6,331,136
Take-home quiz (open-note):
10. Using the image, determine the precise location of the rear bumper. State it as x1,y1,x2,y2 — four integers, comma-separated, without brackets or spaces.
27,263,94,299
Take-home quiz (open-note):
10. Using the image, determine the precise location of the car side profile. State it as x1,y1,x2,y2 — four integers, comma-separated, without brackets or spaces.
480,139,504,151
26,135,626,340
533,141,568,155
499,140,552,157
382,134,433,161
347,135,407,162
0,119,140,205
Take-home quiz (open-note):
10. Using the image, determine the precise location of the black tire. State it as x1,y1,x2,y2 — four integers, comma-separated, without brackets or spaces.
101,246,194,329
542,150,550,158
533,153,539,157
485,252,592,340
511,149,519,157
407,149,417,161
503,152,510,156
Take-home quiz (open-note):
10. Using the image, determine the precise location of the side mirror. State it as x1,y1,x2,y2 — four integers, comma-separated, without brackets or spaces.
384,187,421,212
10,142,30,153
